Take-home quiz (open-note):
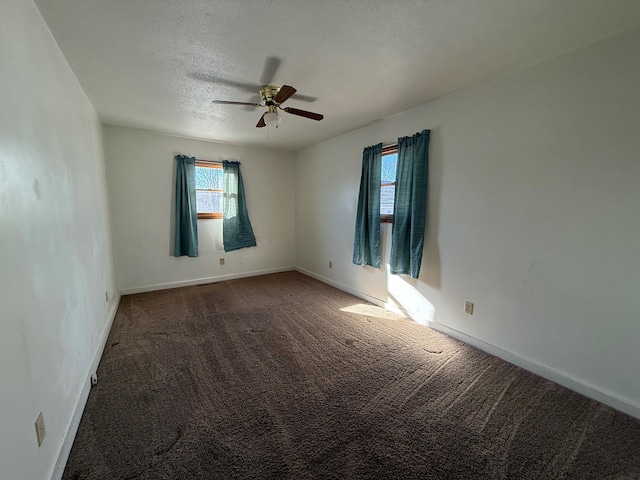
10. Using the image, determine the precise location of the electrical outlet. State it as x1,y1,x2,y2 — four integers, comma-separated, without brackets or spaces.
219,258,225,266
329,261,332,269
91,373,98,386
35,412,46,447
464,301,474,315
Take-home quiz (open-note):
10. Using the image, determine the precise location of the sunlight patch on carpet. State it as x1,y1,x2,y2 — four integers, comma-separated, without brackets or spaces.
340,303,399,319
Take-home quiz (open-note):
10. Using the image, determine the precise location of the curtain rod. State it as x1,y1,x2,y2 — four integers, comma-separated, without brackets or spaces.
382,143,398,154
195,158,222,165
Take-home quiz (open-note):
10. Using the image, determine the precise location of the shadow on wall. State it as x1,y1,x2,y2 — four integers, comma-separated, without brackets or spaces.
422,125,443,290
378,127,443,289
169,154,177,255
374,126,442,321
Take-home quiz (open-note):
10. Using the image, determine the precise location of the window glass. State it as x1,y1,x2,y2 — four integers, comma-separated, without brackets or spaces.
380,152,397,219
195,163,223,219
196,190,222,213
196,166,222,190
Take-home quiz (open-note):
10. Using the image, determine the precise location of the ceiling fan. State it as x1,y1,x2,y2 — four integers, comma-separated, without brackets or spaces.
213,84,324,128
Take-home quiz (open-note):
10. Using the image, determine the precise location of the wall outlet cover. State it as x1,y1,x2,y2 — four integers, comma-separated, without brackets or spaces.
464,301,474,315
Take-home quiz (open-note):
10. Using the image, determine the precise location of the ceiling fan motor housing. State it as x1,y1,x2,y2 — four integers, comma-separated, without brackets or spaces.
260,85,281,105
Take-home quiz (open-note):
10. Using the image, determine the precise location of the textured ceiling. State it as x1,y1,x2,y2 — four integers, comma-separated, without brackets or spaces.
34,0,640,151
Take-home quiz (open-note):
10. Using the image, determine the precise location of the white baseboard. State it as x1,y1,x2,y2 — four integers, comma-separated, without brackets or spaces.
423,321,640,420
50,295,121,480
296,267,640,420
120,266,296,295
295,267,385,306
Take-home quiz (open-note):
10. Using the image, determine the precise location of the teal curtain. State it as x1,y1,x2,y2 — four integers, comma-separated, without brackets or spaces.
223,160,256,252
353,143,383,268
390,130,430,278
173,155,198,257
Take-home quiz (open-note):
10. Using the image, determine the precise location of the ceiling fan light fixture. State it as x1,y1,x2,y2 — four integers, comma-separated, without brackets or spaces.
264,111,281,128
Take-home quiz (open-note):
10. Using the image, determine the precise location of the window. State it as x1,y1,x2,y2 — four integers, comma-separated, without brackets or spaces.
195,162,223,219
380,145,398,223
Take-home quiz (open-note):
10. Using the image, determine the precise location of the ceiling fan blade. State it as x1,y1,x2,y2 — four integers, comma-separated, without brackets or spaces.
212,100,262,107
290,93,317,103
241,95,262,111
190,72,260,94
283,107,323,121
256,112,267,128
274,85,297,104
260,56,282,85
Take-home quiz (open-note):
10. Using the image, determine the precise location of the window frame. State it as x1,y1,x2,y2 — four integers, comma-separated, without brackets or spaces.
195,161,223,220
380,144,398,224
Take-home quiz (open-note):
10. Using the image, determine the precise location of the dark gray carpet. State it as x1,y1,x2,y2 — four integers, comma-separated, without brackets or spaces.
64,271,640,479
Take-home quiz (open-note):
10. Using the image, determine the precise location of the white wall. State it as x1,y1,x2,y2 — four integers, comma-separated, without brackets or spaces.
0,1,119,479
296,26,640,416
104,126,296,293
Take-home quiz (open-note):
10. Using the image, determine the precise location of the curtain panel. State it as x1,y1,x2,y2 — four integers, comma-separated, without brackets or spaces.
353,143,383,268
222,160,257,252
173,155,199,257
390,129,430,278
